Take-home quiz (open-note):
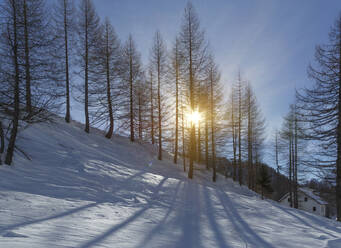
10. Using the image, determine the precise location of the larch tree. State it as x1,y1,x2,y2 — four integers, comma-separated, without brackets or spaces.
77,0,100,133
181,94,187,171
281,107,297,207
148,68,155,144
0,121,3,164
149,31,167,160
235,72,245,185
280,105,307,208
206,55,221,182
171,38,182,164
0,0,21,165
204,86,210,170
135,74,148,141
179,2,208,179
52,0,75,123
296,14,341,221
93,18,121,139
20,0,57,119
0,0,63,165
121,34,142,142
275,129,280,174
244,83,266,190
226,87,238,181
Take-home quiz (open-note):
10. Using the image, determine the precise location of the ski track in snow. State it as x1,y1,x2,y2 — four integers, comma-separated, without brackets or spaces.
0,118,341,248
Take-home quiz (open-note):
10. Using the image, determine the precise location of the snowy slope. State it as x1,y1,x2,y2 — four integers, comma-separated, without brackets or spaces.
0,119,340,248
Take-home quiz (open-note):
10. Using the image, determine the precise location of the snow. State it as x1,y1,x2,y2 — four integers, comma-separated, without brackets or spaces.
299,187,328,205
0,118,341,248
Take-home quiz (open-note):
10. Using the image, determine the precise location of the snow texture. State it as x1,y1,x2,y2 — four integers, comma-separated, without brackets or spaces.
0,118,340,247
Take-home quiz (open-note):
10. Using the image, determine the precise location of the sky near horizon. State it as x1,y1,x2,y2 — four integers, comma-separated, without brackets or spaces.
88,0,341,135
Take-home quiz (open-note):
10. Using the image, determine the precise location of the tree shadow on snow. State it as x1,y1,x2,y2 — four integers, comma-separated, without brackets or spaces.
216,189,275,248
270,203,340,238
132,180,183,248
0,202,98,236
78,177,169,248
203,186,232,248
171,181,203,248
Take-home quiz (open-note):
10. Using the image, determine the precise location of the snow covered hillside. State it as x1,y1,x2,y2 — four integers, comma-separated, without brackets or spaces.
0,119,340,248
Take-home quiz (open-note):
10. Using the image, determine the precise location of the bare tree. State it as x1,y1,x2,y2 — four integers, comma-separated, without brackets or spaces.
280,105,307,208
208,57,220,182
1,0,21,165
77,0,100,133
121,35,142,142
148,68,155,144
91,18,121,139
135,75,149,141
226,87,238,181
179,2,207,179
150,31,167,160
171,38,181,164
181,95,186,171
244,83,266,190
52,0,75,123
19,0,58,119
0,0,63,165
0,121,4,164
235,72,245,185
296,14,341,220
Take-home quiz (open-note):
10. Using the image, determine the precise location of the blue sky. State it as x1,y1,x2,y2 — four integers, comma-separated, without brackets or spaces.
89,0,341,136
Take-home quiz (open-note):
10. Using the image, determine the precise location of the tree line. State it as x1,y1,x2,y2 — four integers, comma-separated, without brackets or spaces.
0,0,269,191
272,14,341,221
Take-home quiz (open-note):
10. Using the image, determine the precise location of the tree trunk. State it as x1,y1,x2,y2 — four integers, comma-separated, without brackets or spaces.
174,47,179,164
205,111,209,170
210,71,216,182
64,0,71,123
157,52,162,160
337,27,341,221
275,131,279,173
23,0,32,116
181,103,186,171
150,71,154,144
232,97,237,181
0,121,4,165
138,91,142,140
238,79,242,186
198,119,201,163
105,25,114,139
247,90,252,189
294,112,298,209
5,0,20,165
129,41,134,142
289,131,293,208
84,1,89,133
188,14,195,179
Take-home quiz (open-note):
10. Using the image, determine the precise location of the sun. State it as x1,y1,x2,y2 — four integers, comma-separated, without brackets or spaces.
187,110,201,126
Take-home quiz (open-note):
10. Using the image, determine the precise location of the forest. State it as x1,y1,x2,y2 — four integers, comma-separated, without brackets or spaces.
0,0,340,223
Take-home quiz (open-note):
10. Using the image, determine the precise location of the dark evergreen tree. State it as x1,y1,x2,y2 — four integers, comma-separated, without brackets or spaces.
257,165,273,199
